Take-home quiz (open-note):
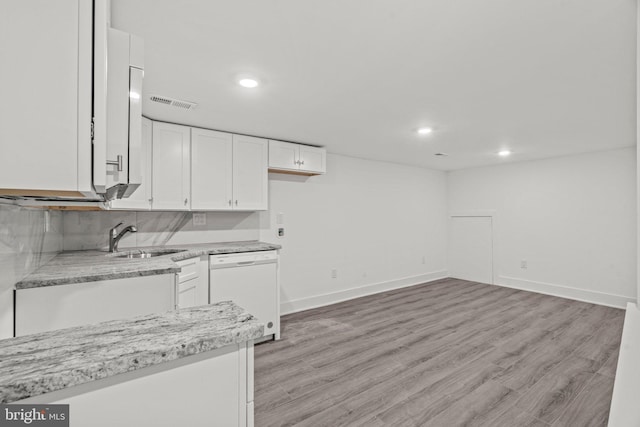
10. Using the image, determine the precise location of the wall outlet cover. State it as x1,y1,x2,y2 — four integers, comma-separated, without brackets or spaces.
193,213,207,226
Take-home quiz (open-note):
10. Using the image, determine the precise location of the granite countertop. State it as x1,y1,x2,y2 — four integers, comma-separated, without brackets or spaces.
0,301,264,404
16,240,281,289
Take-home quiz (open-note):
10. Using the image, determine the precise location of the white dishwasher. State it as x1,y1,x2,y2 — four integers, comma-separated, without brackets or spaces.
209,250,279,340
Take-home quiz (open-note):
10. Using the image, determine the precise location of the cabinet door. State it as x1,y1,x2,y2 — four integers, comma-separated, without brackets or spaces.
177,278,199,309
109,117,152,210
0,0,92,193
268,140,299,171
299,146,326,174
151,122,191,210
191,128,233,210
104,28,130,189
232,135,268,210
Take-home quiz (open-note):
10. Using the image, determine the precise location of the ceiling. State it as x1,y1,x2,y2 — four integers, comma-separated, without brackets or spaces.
112,0,636,171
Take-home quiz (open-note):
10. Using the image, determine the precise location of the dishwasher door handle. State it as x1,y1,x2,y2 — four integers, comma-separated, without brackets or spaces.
236,261,256,266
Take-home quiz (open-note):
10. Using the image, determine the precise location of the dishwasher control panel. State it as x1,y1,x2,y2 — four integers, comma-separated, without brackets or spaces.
209,250,278,267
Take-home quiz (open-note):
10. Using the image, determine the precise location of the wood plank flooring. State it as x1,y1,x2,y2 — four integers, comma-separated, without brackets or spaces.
254,279,624,426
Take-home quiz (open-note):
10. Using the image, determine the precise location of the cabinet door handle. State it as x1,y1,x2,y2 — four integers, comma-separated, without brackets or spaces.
235,200,238,206
228,200,232,206
106,154,123,171
300,160,305,165
184,198,188,206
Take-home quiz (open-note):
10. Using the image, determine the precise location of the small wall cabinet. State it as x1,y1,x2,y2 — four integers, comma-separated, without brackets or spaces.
268,140,326,175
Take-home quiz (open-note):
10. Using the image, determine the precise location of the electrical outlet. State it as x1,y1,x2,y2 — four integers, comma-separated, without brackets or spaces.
521,260,527,269
192,213,206,226
331,269,338,279
277,227,285,238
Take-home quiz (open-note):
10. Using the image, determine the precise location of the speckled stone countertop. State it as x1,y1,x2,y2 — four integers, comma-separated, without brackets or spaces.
0,301,264,404
15,240,281,289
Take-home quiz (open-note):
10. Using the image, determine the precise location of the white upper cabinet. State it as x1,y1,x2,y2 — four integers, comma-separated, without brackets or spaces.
268,141,299,171
151,122,191,210
299,145,326,174
0,0,93,196
233,135,269,210
191,130,267,211
268,140,326,175
191,129,233,210
109,117,152,210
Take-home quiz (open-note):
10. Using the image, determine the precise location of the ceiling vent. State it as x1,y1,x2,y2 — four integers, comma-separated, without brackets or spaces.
149,95,197,110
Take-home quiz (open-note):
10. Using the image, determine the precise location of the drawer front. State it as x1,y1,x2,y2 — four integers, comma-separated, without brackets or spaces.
177,258,199,283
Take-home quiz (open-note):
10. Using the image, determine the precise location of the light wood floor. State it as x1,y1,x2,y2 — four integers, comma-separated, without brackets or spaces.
254,278,624,426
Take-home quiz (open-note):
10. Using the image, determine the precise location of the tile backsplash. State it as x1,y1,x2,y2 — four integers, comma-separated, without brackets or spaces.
63,210,261,251
0,203,63,338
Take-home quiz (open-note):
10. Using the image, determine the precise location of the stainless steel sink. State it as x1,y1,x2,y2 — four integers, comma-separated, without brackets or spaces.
110,249,187,259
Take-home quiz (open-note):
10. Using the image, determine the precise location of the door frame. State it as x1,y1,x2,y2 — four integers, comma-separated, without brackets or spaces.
448,210,497,285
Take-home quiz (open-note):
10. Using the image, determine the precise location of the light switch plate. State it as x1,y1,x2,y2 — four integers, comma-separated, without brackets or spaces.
193,213,206,226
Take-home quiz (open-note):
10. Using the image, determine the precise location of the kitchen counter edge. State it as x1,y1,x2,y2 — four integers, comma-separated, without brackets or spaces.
15,241,281,290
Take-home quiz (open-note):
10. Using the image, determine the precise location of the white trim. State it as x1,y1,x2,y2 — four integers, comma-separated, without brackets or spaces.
496,275,635,309
280,271,449,315
608,303,640,427
448,212,497,285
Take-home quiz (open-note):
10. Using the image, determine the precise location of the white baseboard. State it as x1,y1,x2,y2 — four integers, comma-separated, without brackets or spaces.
496,275,635,309
280,270,449,315
608,303,640,427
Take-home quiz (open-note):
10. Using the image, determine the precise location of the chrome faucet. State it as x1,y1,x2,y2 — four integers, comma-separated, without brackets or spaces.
108,222,138,252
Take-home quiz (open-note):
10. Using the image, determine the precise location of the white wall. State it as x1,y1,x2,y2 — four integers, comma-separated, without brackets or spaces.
0,204,63,338
259,153,449,313
448,147,637,308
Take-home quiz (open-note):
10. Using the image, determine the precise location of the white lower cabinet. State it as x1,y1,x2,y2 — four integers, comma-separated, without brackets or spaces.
15,275,175,337
175,256,208,309
20,341,255,427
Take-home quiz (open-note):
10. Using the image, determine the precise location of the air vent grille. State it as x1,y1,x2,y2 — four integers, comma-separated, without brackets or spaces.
150,95,197,110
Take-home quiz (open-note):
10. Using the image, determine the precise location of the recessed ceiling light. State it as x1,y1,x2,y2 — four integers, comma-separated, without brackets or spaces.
498,150,512,157
417,127,433,135
238,78,259,88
